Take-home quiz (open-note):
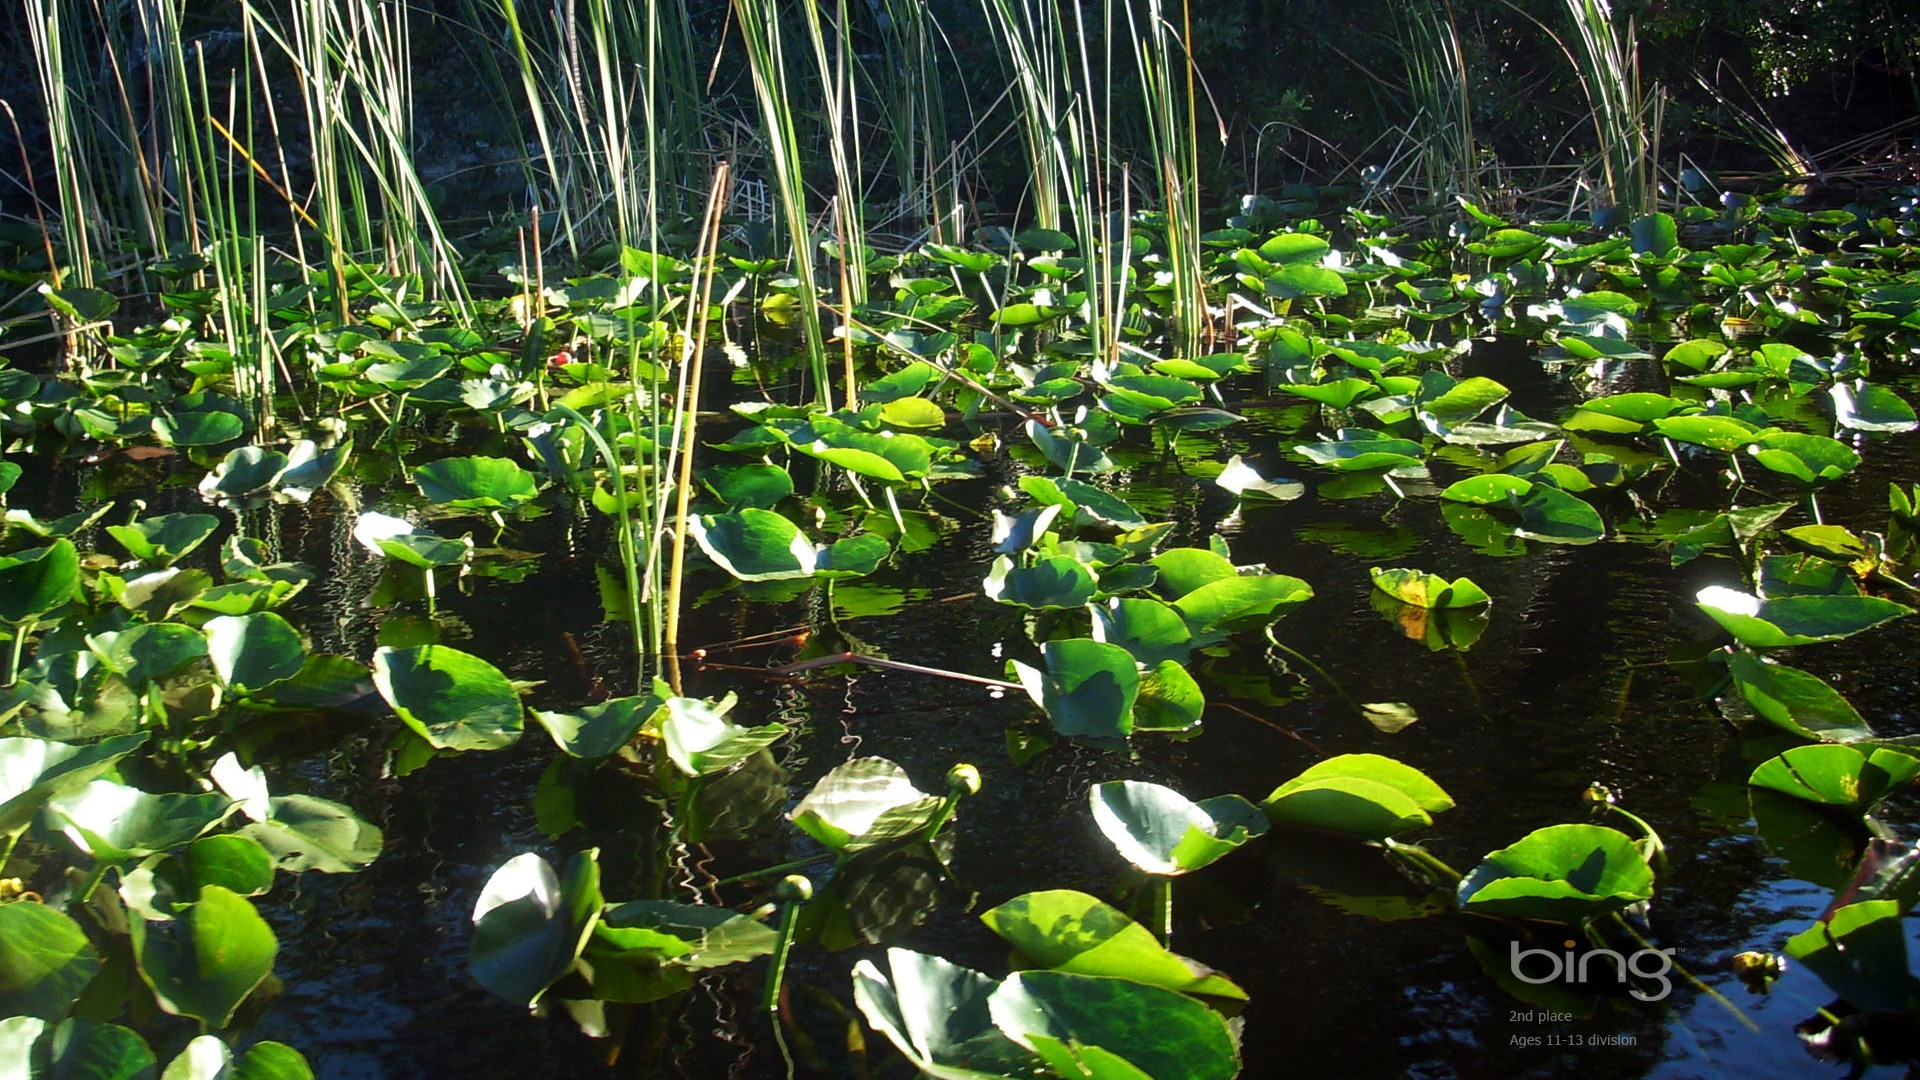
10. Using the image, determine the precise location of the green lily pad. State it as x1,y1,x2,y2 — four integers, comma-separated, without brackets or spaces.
159,1036,313,1080
852,948,1038,1080
131,885,277,1028
413,456,538,510
372,645,523,751
237,794,383,873
1263,754,1454,840
879,397,947,430
0,732,149,833
983,555,1098,610
532,694,662,761
204,613,306,694
981,889,1245,999
653,693,786,776
1089,781,1267,876
1648,415,1759,451
1214,456,1303,501
1370,567,1491,609
1747,430,1860,488
0,901,99,1021
1090,598,1193,666
46,780,231,860
471,850,603,1008
1009,639,1140,740
789,757,944,852
1695,586,1912,647
198,447,290,501
1294,431,1425,471
1783,900,1916,1012
1133,661,1206,732
988,970,1240,1080
0,1017,155,1079
0,540,79,625
353,512,471,569
1171,572,1314,637
702,463,795,509
84,622,206,687
1457,824,1655,923
1749,744,1920,814
1726,652,1872,742
106,514,220,567
690,509,817,581
1831,380,1917,434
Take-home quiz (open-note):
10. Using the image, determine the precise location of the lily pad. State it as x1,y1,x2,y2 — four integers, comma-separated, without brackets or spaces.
1726,652,1873,742
789,757,944,852
471,850,603,1008
1456,824,1655,923
653,693,786,776
690,509,817,581
1748,744,1920,815
1263,754,1454,840
1695,586,1911,647
1089,781,1267,876
204,613,306,694
1009,639,1140,740
413,456,538,510
106,514,220,567
131,885,278,1028
372,645,524,751
982,889,1245,999
0,540,80,625
532,694,662,761
983,555,1098,610
1369,567,1491,609
0,900,99,1021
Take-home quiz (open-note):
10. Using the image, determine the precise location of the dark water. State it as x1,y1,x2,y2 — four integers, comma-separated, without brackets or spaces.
42,341,1919,1079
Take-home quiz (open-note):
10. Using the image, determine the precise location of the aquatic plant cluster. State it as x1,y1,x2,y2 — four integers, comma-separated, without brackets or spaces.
3,0,1920,1075
3,175,1920,1072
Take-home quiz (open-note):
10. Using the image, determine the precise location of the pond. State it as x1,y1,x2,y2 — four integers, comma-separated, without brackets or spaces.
6,204,1920,1080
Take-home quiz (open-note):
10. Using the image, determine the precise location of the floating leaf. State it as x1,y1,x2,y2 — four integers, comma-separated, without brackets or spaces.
412,456,537,510
159,1036,313,1080
372,645,523,751
1696,586,1911,647
532,694,661,761
1090,598,1192,666
1784,900,1915,1012
852,949,1036,1080
1831,380,1918,434
131,885,277,1028
237,794,382,873
471,850,602,1008
0,1017,155,1080
982,889,1245,999
1748,744,1920,814
0,901,99,1021
1009,639,1140,740
106,514,220,567
988,970,1240,1080
204,613,306,693
0,540,79,624
1214,456,1303,502
654,693,786,776
1263,754,1453,840
983,555,1097,610
1369,567,1490,609
689,509,817,581
1457,824,1654,923
47,780,230,860
1089,781,1266,876
790,757,944,852
0,733,149,832
1726,652,1872,742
